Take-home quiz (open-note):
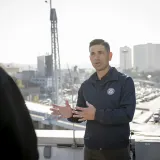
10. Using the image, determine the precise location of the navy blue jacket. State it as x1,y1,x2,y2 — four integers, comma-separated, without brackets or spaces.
68,67,136,150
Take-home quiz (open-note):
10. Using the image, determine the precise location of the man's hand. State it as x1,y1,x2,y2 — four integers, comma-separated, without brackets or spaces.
72,101,96,121
50,100,72,119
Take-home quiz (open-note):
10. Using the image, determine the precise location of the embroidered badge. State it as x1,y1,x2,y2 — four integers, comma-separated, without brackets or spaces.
107,88,115,95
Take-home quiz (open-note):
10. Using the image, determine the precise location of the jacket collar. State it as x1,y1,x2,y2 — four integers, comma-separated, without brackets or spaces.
89,67,119,84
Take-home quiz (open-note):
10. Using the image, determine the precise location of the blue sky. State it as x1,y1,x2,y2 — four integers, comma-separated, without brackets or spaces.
0,0,160,68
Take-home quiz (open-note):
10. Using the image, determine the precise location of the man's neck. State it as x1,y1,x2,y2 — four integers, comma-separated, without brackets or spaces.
97,66,110,80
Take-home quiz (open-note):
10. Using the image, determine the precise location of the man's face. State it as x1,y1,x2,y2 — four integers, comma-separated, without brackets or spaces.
89,44,112,71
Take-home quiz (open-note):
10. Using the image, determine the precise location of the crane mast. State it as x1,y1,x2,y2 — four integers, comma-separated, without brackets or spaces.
50,8,61,104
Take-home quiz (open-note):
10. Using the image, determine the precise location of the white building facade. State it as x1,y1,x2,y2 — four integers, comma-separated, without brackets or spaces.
134,43,160,72
120,46,132,71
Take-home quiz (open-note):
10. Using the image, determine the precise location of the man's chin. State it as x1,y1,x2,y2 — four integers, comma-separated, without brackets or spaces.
95,67,104,71
93,65,109,72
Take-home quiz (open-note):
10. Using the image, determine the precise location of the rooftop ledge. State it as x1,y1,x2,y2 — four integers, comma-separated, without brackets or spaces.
37,130,84,148
36,130,160,145
37,130,84,160
36,130,160,160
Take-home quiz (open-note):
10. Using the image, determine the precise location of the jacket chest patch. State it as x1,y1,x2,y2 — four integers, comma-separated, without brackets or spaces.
107,88,115,95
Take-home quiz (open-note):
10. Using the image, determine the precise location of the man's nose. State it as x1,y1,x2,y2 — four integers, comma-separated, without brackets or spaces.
94,55,100,60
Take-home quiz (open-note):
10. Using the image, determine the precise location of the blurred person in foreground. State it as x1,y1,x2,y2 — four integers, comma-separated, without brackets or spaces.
50,39,136,160
0,67,39,159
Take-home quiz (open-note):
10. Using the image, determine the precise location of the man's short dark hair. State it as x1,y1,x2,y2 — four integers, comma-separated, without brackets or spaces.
89,39,110,52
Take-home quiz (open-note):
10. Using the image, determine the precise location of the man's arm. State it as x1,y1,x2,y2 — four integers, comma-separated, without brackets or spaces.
95,77,136,125
67,83,86,123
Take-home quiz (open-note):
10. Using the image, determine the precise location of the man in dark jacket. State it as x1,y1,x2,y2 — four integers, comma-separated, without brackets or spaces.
51,39,136,160
0,67,39,159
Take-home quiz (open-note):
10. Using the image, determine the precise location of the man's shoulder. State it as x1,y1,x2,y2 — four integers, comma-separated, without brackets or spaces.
117,71,134,86
80,79,89,87
80,70,134,87
81,72,96,85
117,71,131,80
0,67,8,76
0,67,9,85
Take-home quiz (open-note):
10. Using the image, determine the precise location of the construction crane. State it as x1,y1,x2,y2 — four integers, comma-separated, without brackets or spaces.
45,0,61,104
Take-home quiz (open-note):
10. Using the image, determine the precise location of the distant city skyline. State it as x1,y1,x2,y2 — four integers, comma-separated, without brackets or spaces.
1,0,160,69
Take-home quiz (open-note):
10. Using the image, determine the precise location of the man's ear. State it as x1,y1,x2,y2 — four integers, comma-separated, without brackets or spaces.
109,52,113,61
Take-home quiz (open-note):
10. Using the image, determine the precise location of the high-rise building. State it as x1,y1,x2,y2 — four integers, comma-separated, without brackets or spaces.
37,56,45,76
133,43,160,72
37,54,53,77
45,55,52,77
120,46,132,71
